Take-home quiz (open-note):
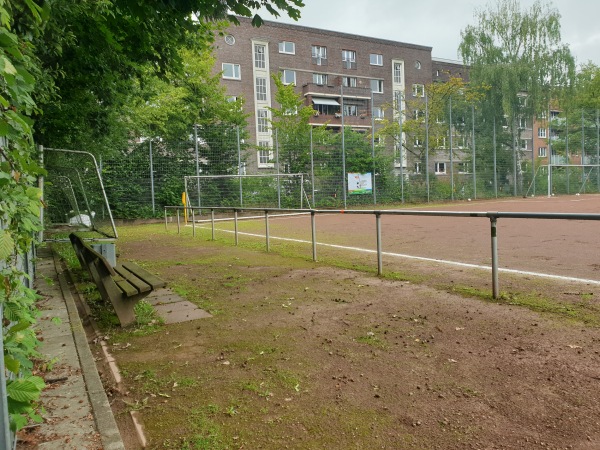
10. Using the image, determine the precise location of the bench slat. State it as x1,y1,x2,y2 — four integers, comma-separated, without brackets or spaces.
114,264,152,294
112,276,139,297
121,262,166,289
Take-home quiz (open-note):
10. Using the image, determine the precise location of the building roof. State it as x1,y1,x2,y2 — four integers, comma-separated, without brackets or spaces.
234,16,433,53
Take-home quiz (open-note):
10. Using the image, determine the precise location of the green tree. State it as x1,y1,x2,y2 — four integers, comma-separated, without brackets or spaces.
459,0,575,194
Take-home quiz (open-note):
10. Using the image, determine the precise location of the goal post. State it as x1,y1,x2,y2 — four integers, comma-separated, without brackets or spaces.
547,164,600,196
184,174,309,210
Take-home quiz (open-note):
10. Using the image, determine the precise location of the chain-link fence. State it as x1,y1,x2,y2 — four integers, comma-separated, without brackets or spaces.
55,107,600,219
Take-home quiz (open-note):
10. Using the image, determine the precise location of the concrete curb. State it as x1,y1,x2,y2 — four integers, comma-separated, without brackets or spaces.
53,252,126,450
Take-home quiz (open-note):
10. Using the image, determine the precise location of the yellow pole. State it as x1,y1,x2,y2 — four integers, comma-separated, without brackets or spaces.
182,192,188,225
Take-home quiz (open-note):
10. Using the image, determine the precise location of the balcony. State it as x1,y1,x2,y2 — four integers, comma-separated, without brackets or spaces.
302,83,371,99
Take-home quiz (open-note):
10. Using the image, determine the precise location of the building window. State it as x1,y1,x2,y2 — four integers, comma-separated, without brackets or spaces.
256,77,267,101
519,117,528,129
222,63,241,80
278,41,295,54
457,162,470,173
520,139,529,150
342,50,356,69
281,69,296,85
412,84,424,97
257,141,273,167
370,79,384,94
227,96,237,102
370,53,383,66
538,147,547,157
415,60,421,69
257,109,269,133
254,44,266,69
373,107,384,119
414,138,422,147
342,76,357,87
312,45,327,65
538,127,547,138
344,104,358,116
435,162,446,174
393,63,403,84
414,162,421,174
413,109,424,120
224,35,235,45
312,73,328,85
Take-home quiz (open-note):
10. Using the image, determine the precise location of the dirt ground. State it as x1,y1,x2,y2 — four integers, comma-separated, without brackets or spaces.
102,219,600,450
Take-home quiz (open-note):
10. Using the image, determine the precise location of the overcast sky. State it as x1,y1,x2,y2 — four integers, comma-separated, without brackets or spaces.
259,0,599,66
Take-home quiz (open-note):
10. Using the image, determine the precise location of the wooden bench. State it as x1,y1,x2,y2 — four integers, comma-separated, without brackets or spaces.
69,233,166,326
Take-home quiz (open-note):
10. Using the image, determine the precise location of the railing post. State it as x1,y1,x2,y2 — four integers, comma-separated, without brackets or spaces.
490,215,499,299
164,208,168,231
234,209,239,246
176,209,180,234
191,208,196,237
265,210,270,252
376,212,383,276
311,211,317,262
211,209,215,241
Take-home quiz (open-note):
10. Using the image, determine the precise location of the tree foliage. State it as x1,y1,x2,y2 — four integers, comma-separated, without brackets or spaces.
459,0,575,118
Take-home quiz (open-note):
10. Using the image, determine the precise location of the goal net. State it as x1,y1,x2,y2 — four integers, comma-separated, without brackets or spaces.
184,174,309,210
547,164,600,196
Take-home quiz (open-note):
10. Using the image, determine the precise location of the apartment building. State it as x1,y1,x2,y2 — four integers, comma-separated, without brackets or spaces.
214,17,435,172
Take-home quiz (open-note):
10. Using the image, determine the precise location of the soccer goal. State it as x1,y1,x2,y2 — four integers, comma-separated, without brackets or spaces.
547,164,600,196
184,174,310,210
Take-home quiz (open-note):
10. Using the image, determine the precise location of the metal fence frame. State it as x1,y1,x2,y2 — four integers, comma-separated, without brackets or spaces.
165,206,600,300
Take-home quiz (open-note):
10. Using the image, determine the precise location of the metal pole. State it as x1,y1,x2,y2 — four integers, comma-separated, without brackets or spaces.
548,104,553,197
149,140,155,215
582,109,586,193
164,208,168,231
398,92,404,203
597,109,599,192
275,128,281,209
449,97,454,200
0,305,13,450
234,209,239,246
490,216,499,299
425,92,430,203
472,104,476,199
237,126,243,207
194,124,201,207
513,117,517,197
566,114,570,194
341,83,347,208
265,210,270,252
493,117,498,198
531,110,536,196
191,208,195,237
310,127,315,206
211,209,215,240
176,209,180,234
371,89,377,205
376,213,382,276
311,211,317,262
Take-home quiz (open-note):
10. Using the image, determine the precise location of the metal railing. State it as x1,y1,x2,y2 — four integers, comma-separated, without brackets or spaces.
164,206,600,299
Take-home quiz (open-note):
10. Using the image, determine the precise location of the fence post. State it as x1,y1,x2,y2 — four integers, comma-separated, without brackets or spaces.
265,211,270,252
425,92,430,203
449,97,454,201
234,209,239,246
149,140,155,215
310,127,315,206
472,104,477,199
0,305,14,450
194,124,201,207
490,216,499,299
275,128,281,209
597,109,599,192
237,126,243,207
341,83,347,209
311,211,317,262
376,213,382,276
164,208,167,231
371,89,377,205
211,209,215,241
176,209,180,234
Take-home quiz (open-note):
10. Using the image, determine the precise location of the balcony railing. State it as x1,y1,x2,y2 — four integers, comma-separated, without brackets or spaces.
302,83,371,99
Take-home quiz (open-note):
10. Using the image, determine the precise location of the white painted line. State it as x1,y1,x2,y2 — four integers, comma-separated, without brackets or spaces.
191,225,600,286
